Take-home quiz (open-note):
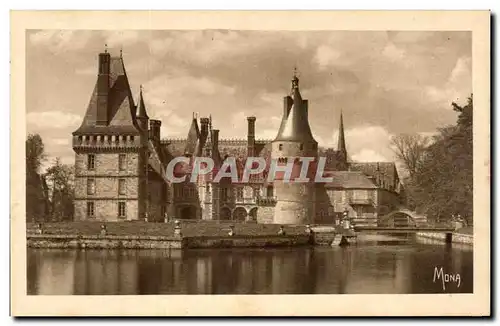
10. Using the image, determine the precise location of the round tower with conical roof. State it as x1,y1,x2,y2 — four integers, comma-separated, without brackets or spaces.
270,72,318,225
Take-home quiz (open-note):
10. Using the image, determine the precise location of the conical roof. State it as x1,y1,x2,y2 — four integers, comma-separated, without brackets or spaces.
136,85,149,120
274,75,316,142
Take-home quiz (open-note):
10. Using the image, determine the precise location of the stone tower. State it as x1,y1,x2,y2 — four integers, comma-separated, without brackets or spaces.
72,49,149,221
270,72,318,225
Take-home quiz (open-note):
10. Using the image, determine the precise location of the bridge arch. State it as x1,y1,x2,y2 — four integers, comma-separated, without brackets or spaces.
378,209,427,227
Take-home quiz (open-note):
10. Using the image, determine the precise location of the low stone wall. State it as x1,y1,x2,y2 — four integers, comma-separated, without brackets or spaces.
26,233,312,249
27,234,182,249
184,234,311,249
416,232,473,245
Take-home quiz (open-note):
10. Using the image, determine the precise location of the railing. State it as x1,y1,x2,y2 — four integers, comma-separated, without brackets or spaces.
256,196,277,206
234,197,257,204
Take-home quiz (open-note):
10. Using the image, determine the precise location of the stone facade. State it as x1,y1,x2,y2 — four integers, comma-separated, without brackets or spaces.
72,49,403,225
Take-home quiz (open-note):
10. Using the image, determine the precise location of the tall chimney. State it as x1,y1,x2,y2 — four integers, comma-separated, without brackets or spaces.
96,51,111,125
211,129,219,154
149,119,161,142
200,117,210,143
247,116,256,157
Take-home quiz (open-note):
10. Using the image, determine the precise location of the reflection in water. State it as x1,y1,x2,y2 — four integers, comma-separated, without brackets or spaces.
27,239,473,295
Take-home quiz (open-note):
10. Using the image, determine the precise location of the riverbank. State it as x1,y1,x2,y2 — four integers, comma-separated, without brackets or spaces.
26,221,315,249
416,227,473,245
27,233,312,249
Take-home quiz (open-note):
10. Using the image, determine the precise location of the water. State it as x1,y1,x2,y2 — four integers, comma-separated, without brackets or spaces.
27,237,473,295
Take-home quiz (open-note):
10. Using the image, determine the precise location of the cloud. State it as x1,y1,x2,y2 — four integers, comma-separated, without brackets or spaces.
152,110,190,138
102,30,141,47
74,66,96,76
313,45,341,70
27,111,82,129
351,149,390,162
382,43,406,61
50,138,70,146
29,30,93,53
325,125,395,162
425,56,472,107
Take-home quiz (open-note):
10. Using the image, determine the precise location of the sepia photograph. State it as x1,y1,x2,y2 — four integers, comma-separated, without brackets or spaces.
11,10,490,316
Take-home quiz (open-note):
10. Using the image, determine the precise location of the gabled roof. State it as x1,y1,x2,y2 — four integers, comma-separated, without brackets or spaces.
349,162,400,191
73,55,140,135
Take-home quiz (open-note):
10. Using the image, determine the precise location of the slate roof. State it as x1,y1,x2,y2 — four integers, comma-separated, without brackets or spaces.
324,171,378,189
73,55,141,135
274,75,316,143
349,162,400,191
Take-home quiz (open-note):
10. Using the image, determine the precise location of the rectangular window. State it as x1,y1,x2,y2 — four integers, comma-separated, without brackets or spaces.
221,188,228,201
236,187,244,201
87,154,95,170
118,202,126,218
118,179,126,195
87,178,95,195
353,190,369,200
267,186,274,197
118,154,126,171
253,187,259,198
87,202,95,218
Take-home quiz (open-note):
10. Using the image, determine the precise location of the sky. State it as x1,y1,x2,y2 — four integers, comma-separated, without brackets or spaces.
26,30,472,168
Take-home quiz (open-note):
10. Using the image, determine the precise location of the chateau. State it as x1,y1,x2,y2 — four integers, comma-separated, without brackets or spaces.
72,50,403,225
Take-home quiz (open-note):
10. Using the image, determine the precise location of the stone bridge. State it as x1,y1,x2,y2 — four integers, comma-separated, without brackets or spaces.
377,209,428,227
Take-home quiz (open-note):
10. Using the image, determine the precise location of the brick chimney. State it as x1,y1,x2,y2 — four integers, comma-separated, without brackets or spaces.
96,50,111,125
211,129,219,154
247,116,256,157
149,119,161,142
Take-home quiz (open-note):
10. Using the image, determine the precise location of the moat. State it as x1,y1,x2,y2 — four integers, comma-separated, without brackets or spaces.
27,236,473,295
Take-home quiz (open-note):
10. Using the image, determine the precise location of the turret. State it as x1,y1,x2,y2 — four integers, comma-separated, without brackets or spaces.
269,70,318,225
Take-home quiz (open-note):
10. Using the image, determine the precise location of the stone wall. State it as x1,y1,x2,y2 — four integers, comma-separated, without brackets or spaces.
416,232,473,245
27,233,311,249
27,234,181,249
74,199,139,221
74,152,141,221
147,177,165,222
256,206,275,224
270,139,317,225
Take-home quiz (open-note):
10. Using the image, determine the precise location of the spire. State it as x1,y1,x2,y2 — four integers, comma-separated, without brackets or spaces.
137,85,149,120
337,110,347,158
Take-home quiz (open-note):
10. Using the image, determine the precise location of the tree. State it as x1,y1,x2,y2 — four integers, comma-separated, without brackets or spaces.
45,158,75,221
397,95,474,225
26,134,49,222
26,134,46,175
390,133,430,179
